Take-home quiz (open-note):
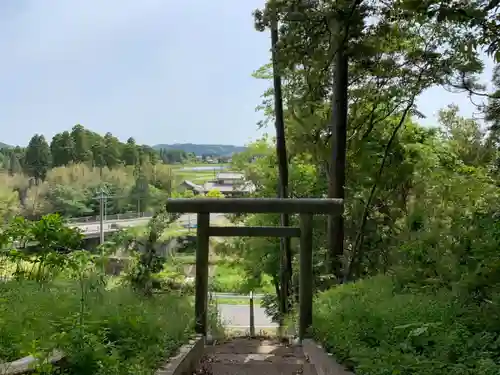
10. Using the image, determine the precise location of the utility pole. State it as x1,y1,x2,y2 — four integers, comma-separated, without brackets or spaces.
99,189,105,245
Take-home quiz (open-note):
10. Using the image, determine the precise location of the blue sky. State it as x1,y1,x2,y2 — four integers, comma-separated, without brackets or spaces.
0,0,494,147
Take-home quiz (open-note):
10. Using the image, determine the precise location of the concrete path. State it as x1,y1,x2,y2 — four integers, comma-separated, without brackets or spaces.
218,304,278,329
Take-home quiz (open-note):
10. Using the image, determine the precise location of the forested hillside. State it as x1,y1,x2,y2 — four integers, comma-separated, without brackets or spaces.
0,125,194,174
0,125,225,221
152,143,246,156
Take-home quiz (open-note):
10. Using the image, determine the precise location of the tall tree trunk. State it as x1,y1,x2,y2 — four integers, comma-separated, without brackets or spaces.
327,22,349,283
345,97,416,281
270,14,292,317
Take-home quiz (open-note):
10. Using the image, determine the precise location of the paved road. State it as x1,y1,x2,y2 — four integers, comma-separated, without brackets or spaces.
212,293,276,329
72,213,226,234
217,304,277,328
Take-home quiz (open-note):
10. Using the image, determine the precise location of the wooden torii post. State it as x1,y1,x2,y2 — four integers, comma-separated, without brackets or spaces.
166,197,343,341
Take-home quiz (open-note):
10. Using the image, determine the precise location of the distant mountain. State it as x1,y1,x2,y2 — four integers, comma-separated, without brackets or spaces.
0,142,11,149
152,143,246,156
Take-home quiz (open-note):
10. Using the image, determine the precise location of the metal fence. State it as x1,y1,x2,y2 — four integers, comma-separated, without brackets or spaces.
67,212,154,224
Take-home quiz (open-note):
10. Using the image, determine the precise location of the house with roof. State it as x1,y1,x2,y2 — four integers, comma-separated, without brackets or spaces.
179,172,255,197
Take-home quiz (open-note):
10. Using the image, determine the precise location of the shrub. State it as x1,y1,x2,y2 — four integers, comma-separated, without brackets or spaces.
312,276,500,375
0,280,194,375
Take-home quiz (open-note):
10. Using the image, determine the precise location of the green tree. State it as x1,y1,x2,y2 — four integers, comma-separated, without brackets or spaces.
137,146,158,166
24,134,51,183
103,132,122,169
230,140,326,305
8,152,22,176
122,137,139,166
252,0,488,282
130,163,150,212
439,104,495,166
50,131,75,167
70,124,92,164
91,139,107,170
160,149,187,164
0,152,6,170
46,184,93,217
0,186,20,221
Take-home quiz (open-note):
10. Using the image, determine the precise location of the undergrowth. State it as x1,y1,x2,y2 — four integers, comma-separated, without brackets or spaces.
211,260,274,294
0,280,195,375
312,275,500,375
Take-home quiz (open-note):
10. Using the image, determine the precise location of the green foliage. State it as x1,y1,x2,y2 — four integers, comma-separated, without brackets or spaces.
103,132,122,169
226,2,500,370
7,124,166,173
158,148,190,164
24,134,51,183
51,131,75,167
116,209,181,296
46,184,93,217
70,124,94,164
0,124,235,219
209,260,273,294
154,144,246,157
122,137,139,166
0,184,20,221
0,212,203,375
313,276,500,375
205,188,224,198
0,162,181,219
1,214,84,282
7,152,22,176
0,280,194,375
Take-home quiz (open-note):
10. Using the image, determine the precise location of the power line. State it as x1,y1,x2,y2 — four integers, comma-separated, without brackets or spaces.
90,188,151,244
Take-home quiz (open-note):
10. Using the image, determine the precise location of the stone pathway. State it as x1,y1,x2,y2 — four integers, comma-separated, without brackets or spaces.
198,337,317,375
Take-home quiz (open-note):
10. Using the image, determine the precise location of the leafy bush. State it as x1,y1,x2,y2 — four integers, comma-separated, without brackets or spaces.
312,276,500,375
0,280,194,375
210,260,273,294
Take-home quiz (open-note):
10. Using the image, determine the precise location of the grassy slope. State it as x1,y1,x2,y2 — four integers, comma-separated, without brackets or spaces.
0,280,194,375
312,275,500,375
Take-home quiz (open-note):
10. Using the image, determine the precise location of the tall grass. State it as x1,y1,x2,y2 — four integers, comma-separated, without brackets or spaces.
211,261,274,294
0,279,194,375
312,275,500,375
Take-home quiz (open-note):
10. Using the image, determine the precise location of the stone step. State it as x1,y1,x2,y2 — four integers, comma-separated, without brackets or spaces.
210,353,307,364
208,363,317,375
208,339,304,357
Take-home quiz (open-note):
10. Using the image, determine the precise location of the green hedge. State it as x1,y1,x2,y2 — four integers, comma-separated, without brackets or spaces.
312,276,500,375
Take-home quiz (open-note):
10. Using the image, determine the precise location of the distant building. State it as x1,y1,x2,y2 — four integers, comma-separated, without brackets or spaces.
178,180,205,194
180,172,255,197
215,172,244,184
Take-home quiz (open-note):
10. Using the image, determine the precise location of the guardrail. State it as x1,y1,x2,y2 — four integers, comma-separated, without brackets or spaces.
67,212,154,224
210,292,265,299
